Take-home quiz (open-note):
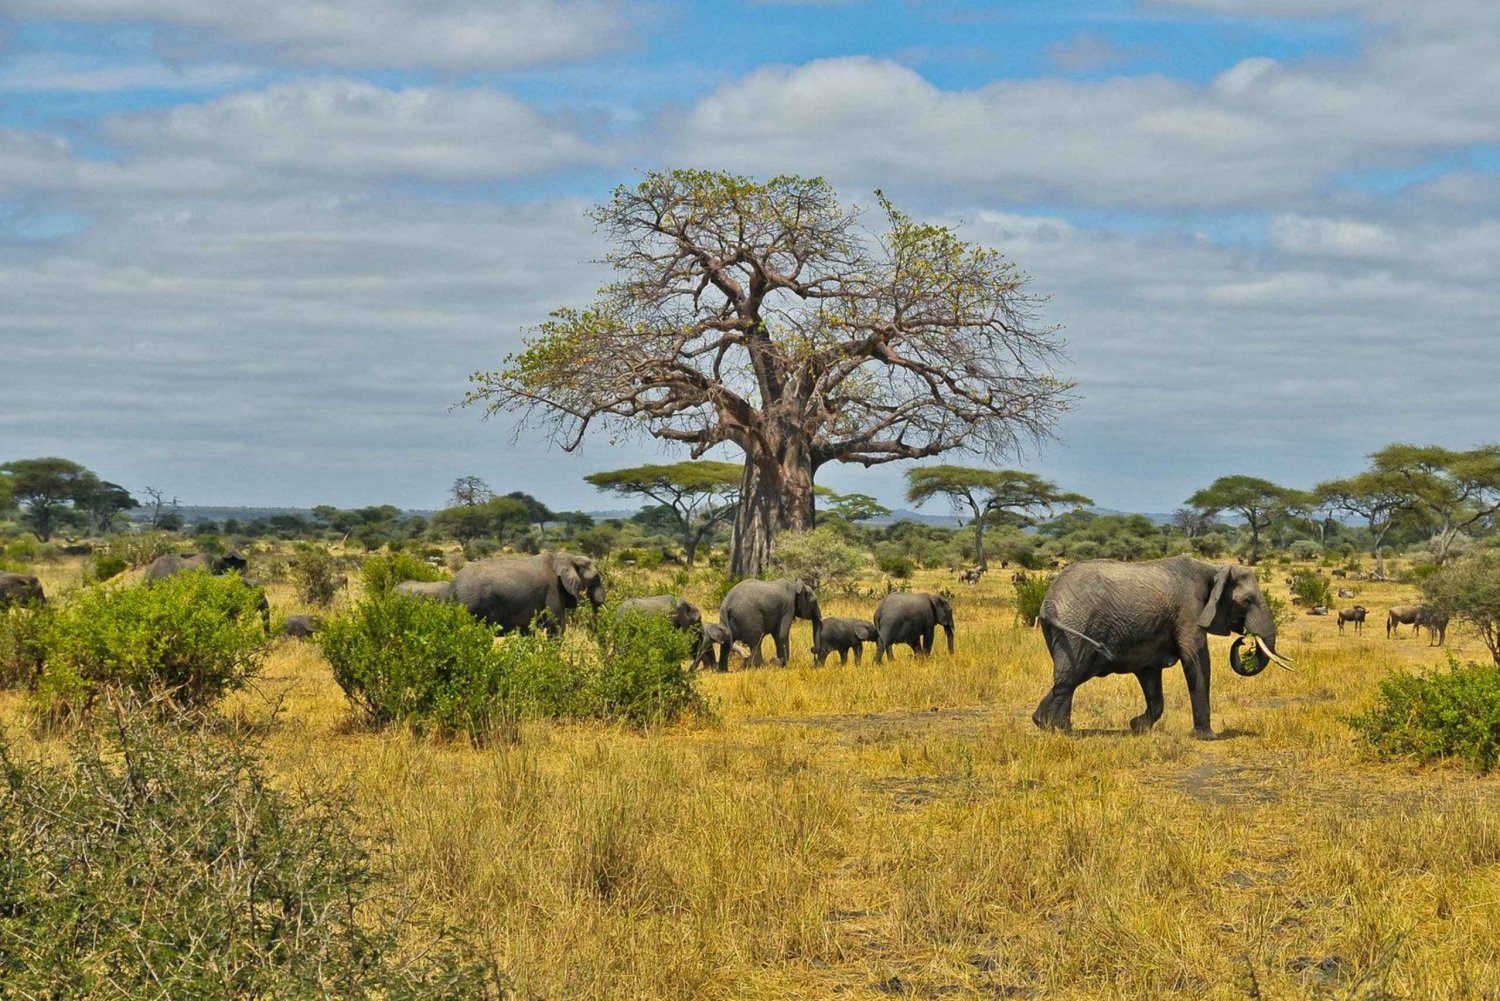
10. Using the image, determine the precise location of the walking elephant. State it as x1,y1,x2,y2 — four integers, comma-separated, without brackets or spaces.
0,572,45,609
811,617,878,666
281,614,323,638
695,621,736,670
449,551,604,636
617,595,702,631
1032,556,1292,739
145,550,249,581
873,593,954,663
718,578,821,669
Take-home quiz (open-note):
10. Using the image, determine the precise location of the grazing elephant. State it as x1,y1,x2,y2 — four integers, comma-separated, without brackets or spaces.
1337,606,1367,634
617,595,703,631
0,573,46,609
810,617,878,666
145,550,249,581
394,580,455,601
873,593,955,664
1032,557,1292,739
1386,605,1427,639
449,551,604,636
718,578,822,669
281,614,323,638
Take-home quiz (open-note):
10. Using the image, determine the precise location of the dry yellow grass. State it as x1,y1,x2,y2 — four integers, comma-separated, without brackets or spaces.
11,557,1500,999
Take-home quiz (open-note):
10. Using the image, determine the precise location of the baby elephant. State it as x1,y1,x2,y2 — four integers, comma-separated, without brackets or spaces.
810,617,878,666
1337,605,1366,634
695,622,750,671
873,592,955,664
616,595,702,631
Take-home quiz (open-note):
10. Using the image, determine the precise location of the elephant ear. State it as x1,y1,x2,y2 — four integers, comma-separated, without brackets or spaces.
1198,565,1233,633
930,594,952,620
552,554,584,601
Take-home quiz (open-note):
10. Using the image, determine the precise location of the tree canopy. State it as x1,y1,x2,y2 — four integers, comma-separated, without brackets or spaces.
907,465,1090,569
584,460,741,565
0,458,135,541
468,170,1072,574
1186,475,1294,565
1372,444,1500,563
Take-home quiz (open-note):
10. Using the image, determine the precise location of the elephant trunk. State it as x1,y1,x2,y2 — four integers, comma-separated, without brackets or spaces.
1228,637,1269,677
1230,605,1293,676
811,614,822,652
943,622,955,655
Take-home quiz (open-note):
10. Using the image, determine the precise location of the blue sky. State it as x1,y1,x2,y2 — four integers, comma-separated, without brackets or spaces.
2,0,1497,514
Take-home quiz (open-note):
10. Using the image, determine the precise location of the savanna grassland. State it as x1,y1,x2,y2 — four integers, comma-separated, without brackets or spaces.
10,558,1500,1000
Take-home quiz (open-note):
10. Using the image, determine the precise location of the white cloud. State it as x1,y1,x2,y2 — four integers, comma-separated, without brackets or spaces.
86,80,601,189
0,53,255,92
1267,215,1398,258
3,0,633,71
0,129,76,195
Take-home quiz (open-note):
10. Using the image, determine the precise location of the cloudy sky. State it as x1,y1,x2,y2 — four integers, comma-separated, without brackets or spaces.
3,0,1496,514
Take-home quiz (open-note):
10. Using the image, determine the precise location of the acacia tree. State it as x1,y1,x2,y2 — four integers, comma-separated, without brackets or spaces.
75,480,139,534
1186,475,1293,565
468,171,1072,576
0,458,97,541
906,466,1090,570
584,461,740,566
1315,471,1411,577
449,476,493,507
1373,444,1500,564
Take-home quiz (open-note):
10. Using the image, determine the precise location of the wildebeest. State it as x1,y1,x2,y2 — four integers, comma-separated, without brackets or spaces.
957,568,984,586
1386,605,1427,639
1337,606,1366,635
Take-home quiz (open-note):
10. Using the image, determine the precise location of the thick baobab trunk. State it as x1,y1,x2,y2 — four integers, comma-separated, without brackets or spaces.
729,436,815,578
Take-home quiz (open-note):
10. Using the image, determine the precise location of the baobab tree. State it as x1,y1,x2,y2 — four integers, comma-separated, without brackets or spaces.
467,171,1073,575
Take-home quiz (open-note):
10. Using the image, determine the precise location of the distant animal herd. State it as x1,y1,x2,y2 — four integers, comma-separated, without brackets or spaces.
0,550,1457,739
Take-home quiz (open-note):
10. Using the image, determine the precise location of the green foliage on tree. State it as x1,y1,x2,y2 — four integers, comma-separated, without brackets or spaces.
430,496,531,546
907,466,1090,570
1185,475,1295,565
585,461,741,566
0,458,134,541
821,491,891,524
1372,444,1500,564
769,526,866,592
1315,469,1413,576
468,170,1072,576
1422,550,1500,664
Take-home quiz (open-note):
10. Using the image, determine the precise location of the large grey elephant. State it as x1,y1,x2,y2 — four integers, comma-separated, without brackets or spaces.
616,595,703,631
145,550,248,581
449,551,604,635
718,578,822,670
873,593,955,663
810,617,878,666
1032,556,1292,739
0,572,46,609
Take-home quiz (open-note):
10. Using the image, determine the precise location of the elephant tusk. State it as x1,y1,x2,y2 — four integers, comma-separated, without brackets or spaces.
1255,635,1296,672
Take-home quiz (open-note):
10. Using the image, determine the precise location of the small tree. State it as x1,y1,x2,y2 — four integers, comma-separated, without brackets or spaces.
1373,444,1500,564
820,491,891,524
74,479,139,534
449,475,494,507
1315,471,1412,578
1186,475,1294,566
467,171,1073,576
906,466,1090,570
141,486,183,531
585,461,741,566
770,527,865,592
429,496,530,546
1423,552,1500,664
0,458,99,541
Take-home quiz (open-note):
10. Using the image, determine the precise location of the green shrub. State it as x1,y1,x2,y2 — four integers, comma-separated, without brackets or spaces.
89,551,128,581
1347,655,1500,771
322,593,702,740
109,531,179,568
1289,569,1333,608
36,573,269,716
291,544,342,606
875,545,916,580
770,527,866,592
0,605,50,689
0,703,504,997
591,611,702,727
1288,540,1322,561
360,550,447,597
1012,572,1051,627
1265,592,1293,633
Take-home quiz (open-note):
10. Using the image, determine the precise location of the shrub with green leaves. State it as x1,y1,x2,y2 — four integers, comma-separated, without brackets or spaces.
290,543,342,606
36,573,269,716
0,704,504,997
0,604,50,689
88,551,128,581
1012,572,1051,627
770,526,866,592
1265,592,1293,633
108,531,179,569
1347,655,1500,771
360,550,447,596
1289,569,1334,608
322,592,702,740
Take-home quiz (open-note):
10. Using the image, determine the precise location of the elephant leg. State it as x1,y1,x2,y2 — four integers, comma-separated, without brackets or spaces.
1033,625,1080,731
1181,642,1213,738
838,649,849,666
852,644,863,666
874,637,888,664
921,627,935,656
1130,669,1165,734
749,636,765,668
774,627,790,666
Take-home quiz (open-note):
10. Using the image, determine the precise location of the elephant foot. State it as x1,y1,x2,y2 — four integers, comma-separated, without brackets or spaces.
1032,709,1070,732
1129,714,1158,735
1191,727,1218,741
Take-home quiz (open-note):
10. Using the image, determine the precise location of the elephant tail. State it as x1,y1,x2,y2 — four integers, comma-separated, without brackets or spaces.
1040,615,1116,661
